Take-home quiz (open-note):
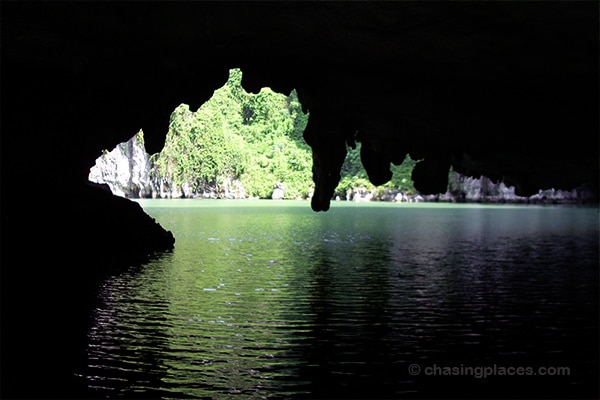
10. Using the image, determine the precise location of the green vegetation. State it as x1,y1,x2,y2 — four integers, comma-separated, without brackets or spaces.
152,68,417,199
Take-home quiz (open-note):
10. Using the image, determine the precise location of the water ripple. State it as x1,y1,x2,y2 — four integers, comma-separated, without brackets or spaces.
79,203,599,398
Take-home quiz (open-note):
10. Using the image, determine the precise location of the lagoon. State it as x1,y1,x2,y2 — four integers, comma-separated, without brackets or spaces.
78,200,599,398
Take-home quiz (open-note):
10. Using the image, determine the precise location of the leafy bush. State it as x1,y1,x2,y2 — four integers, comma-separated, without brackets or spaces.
152,68,417,199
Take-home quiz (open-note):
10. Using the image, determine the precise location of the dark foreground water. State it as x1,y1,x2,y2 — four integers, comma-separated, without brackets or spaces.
77,201,598,399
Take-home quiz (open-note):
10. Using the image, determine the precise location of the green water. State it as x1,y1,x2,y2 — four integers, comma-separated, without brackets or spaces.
80,200,599,398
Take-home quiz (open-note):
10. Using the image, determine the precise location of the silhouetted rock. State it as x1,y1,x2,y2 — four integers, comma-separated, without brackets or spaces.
3,2,598,215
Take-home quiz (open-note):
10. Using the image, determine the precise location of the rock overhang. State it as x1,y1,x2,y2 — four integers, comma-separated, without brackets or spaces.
2,1,598,210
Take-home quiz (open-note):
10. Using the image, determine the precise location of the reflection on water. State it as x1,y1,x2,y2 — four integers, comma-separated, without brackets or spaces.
80,201,599,398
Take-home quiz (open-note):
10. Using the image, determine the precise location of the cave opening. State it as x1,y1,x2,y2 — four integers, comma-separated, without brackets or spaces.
88,67,422,206
88,64,596,214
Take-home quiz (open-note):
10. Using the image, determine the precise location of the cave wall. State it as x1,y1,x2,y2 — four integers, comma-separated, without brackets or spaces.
1,2,598,397
3,1,597,213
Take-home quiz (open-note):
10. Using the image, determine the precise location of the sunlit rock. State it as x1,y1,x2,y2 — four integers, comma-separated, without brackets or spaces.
88,131,154,198
272,182,285,200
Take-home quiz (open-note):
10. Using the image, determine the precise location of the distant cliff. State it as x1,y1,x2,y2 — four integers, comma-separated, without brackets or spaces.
89,131,249,200
90,132,594,204
89,131,155,198
437,173,595,204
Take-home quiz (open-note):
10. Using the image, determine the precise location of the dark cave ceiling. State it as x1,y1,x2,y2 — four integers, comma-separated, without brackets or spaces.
2,1,598,210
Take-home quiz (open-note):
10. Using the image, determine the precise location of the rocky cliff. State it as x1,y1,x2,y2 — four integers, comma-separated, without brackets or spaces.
89,131,249,199
88,131,155,198
441,172,594,204
92,133,593,205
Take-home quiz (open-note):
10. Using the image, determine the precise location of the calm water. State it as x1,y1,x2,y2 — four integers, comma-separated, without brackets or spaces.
78,201,599,399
